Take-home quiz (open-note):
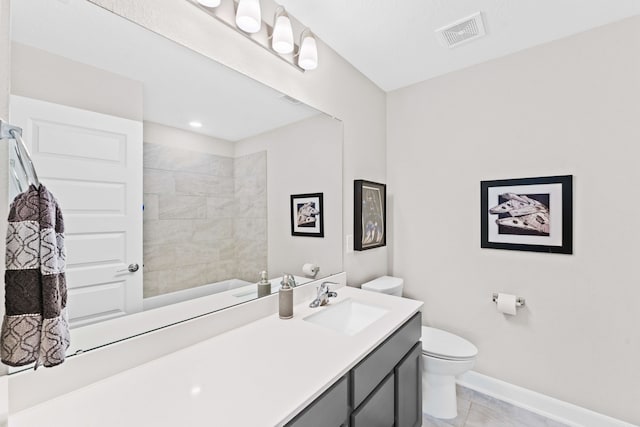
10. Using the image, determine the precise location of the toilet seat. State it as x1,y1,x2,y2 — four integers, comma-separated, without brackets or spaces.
421,327,478,361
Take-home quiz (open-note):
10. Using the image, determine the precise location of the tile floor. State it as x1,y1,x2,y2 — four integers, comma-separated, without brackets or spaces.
422,385,570,427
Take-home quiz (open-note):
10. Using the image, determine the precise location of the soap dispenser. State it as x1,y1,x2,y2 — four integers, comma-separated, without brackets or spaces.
257,271,271,298
279,274,296,319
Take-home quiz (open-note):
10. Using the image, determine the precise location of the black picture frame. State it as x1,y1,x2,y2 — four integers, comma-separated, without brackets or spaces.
290,193,324,237
480,175,573,254
354,180,386,251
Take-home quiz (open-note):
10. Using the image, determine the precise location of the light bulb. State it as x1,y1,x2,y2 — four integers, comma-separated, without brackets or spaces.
197,0,221,7
236,0,261,33
298,33,318,70
272,14,294,54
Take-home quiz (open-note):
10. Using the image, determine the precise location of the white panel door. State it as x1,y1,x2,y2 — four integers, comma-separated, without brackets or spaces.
10,95,143,327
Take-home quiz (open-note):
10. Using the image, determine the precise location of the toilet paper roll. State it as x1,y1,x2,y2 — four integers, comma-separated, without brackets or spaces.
496,293,517,315
302,263,319,277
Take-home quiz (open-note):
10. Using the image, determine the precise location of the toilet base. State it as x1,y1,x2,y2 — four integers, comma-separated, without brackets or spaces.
422,369,458,419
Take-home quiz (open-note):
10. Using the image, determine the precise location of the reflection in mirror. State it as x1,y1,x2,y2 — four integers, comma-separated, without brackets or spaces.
7,0,343,367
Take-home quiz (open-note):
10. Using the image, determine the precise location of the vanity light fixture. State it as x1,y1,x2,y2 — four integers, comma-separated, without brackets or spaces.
235,0,262,33
189,0,319,71
298,29,318,71
271,7,294,54
196,0,221,7
189,121,203,128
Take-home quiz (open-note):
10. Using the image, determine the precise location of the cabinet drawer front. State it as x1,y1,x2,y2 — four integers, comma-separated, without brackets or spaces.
351,312,421,408
351,372,395,427
285,375,349,427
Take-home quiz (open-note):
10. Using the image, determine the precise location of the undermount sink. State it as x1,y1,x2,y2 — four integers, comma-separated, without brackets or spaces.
303,298,388,336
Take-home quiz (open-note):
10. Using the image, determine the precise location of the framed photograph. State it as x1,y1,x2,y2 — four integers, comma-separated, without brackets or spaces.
354,180,386,251
481,175,573,254
290,193,324,237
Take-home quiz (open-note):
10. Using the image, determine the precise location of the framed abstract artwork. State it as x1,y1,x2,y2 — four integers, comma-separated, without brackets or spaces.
354,180,386,251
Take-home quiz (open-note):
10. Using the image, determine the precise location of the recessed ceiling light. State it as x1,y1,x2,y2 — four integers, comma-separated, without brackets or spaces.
189,121,203,128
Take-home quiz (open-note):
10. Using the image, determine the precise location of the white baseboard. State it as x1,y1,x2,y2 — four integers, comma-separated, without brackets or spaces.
457,371,638,427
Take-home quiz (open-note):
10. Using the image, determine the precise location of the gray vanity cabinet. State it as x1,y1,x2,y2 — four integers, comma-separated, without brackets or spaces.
350,312,422,427
395,342,422,427
350,313,421,408
351,372,395,427
285,375,349,427
285,312,422,427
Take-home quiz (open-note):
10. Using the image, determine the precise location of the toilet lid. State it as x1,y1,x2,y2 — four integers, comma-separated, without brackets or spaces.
361,276,403,294
421,327,478,360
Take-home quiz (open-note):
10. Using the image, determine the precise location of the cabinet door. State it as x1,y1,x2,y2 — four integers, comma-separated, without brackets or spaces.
351,373,395,427
395,342,422,427
351,312,421,408
285,375,349,427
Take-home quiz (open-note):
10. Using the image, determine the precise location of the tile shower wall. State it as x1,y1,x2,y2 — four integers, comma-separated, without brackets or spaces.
233,152,267,281
143,142,266,297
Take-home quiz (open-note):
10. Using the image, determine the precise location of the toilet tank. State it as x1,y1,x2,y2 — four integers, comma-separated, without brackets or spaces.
360,276,404,297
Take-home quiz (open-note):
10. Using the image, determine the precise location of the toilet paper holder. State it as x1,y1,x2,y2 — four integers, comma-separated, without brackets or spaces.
492,293,525,307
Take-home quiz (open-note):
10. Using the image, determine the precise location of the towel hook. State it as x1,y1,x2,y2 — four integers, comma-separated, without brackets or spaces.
1,119,40,188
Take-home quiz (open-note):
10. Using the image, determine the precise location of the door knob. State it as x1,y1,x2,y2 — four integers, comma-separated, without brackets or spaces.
117,263,140,273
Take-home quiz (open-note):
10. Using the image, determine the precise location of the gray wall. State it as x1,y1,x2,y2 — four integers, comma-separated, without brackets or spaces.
387,15,640,425
0,0,9,387
236,114,343,279
11,43,143,121
0,0,8,120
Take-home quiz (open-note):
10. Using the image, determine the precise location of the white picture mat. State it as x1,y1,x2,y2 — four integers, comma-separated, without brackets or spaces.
487,183,563,246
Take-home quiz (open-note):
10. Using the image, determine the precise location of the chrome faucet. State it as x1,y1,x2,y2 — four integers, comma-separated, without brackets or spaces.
309,282,338,308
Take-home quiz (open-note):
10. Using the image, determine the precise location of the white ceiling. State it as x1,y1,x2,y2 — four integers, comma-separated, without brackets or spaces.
278,0,640,91
11,0,320,141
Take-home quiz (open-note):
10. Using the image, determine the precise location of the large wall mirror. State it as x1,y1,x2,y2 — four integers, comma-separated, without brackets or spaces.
7,0,343,369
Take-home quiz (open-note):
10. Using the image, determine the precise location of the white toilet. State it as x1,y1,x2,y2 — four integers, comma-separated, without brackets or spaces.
361,276,478,420
360,275,404,296
420,326,477,419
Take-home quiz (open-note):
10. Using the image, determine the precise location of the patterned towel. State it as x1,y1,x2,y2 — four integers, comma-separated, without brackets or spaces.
1,184,69,368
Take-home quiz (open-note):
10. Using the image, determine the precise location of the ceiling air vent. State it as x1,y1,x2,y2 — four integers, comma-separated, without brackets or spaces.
435,12,486,48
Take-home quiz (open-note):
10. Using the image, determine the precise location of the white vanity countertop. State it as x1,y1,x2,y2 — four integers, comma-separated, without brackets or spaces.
9,287,422,427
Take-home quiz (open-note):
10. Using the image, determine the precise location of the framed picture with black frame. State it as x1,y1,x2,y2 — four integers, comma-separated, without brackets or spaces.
290,192,324,237
480,175,573,254
354,180,386,251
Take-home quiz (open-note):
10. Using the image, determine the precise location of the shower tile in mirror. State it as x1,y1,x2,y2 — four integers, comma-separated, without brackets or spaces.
143,140,267,297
